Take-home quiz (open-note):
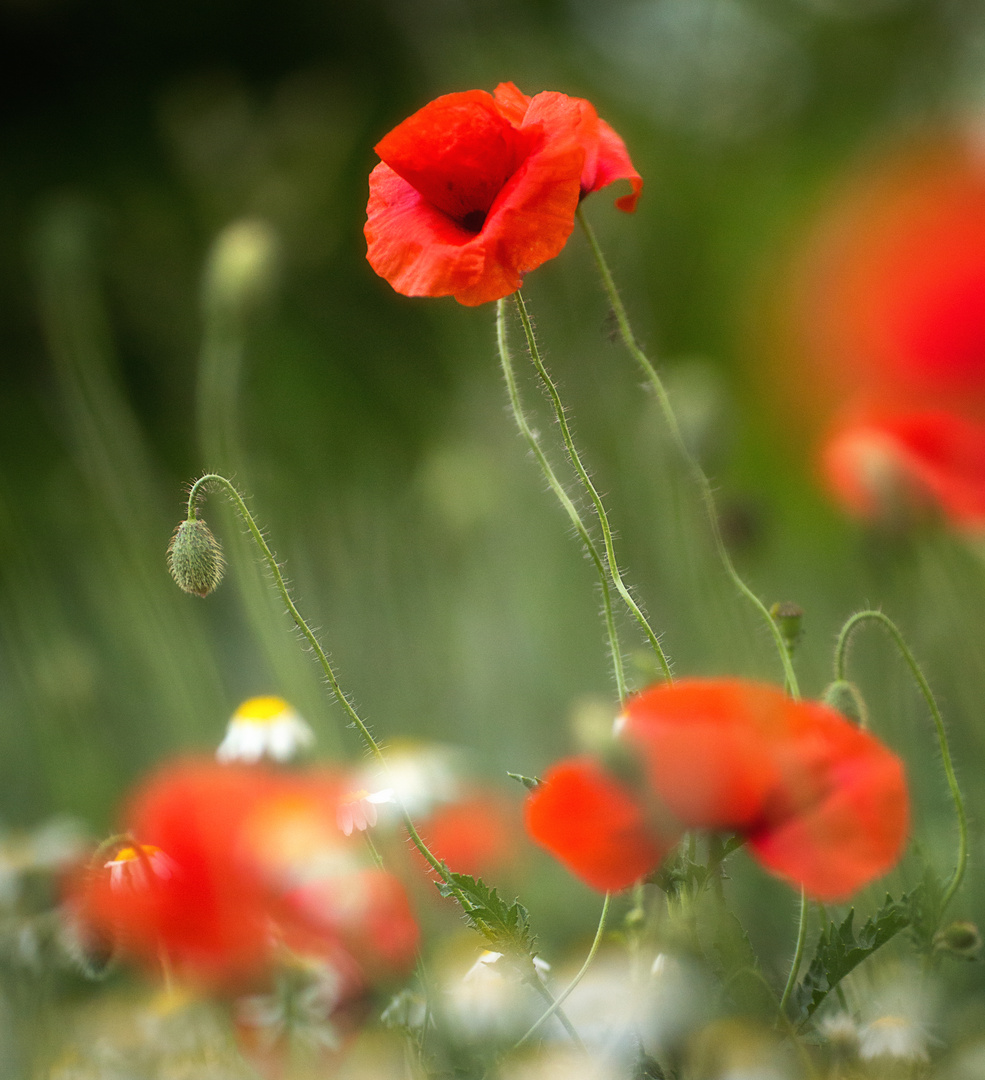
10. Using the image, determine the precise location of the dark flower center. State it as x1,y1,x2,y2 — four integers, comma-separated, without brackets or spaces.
460,209,488,233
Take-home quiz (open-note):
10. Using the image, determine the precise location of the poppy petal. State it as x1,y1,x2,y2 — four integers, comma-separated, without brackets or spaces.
748,702,909,901
619,680,787,829
524,757,672,892
822,409,985,529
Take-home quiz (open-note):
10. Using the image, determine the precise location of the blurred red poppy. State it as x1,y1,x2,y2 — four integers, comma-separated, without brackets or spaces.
821,409,985,531
524,756,675,892
416,792,520,880
526,680,909,901
70,760,418,990
365,82,641,306
778,137,985,426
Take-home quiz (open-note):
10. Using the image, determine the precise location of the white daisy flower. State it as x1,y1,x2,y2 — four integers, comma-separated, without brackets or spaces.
104,844,177,891
216,696,314,764
335,789,395,836
859,1015,931,1063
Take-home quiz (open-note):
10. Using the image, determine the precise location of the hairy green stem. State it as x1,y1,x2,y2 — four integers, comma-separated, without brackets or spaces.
184,476,464,891
496,301,629,702
835,609,967,912
513,293,673,684
184,473,587,1046
778,888,809,1017
514,892,611,1048
577,208,799,699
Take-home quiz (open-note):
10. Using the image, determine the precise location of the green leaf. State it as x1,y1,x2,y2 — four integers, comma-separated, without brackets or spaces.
905,863,946,953
434,870,537,958
793,894,910,1024
506,771,542,791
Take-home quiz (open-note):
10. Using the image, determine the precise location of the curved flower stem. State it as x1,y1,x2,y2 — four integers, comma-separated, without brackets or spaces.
778,887,808,1018
834,609,968,912
577,208,799,700
496,301,629,702
513,292,673,685
184,476,467,897
185,474,587,1046
513,892,611,1049
524,974,587,1052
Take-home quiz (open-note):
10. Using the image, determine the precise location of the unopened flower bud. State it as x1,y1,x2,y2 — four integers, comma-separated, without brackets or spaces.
202,218,279,320
167,518,225,597
770,601,804,654
823,679,869,728
933,920,982,958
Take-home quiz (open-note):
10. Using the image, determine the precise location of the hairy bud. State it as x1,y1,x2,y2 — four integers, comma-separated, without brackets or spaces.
770,600,804,655
934,920,982,959
822,679,869,728
167,519,225,597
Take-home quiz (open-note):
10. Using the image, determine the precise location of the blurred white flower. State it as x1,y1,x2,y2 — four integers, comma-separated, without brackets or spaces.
104,844,177,891
216,695,314,764
559,949,709,1064
856,963,940,1065
859,1015,931,1063
354,741,464,819
336,788,395,836
818,1011,861,1055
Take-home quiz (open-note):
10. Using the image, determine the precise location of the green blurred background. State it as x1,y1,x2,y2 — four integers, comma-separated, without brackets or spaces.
1,0,984,991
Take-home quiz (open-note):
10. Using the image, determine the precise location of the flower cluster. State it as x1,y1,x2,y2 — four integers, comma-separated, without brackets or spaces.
525,679,908,901
69,760,419,990
788,135,985,530
365,82,641,305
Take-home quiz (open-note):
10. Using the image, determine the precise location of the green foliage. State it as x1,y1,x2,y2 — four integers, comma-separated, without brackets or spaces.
435,871,537,960
792,895,912,1025
651,835,744,902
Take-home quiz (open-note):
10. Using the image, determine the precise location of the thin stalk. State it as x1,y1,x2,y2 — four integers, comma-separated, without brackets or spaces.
834,609,967,912
513,292,673,684
578,208,799,699
184,477,464,892
513,892,611,1048
496,301,628,702
184,474,587,1046
778,888,808,1017
524,969,587,1052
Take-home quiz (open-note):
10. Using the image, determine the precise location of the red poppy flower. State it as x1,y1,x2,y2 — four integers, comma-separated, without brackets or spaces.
822,409,985,531
524,756,676,892
416,792,521,879
778,136,985,424
365,82,642,306
70,760,418,989
526,680,909,901
746,698,910,901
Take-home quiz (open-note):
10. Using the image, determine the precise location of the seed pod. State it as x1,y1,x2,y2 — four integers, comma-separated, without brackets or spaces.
167,518,225,597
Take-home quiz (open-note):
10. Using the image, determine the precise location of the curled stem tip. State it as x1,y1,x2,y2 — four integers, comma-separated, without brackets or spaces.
834,609,967,912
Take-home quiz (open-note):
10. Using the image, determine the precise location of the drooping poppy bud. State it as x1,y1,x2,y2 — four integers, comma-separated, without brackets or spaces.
167,518,225,597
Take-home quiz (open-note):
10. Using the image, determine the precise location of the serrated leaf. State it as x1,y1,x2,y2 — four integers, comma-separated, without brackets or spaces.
434,870,537,957
793,894,910,1024
905,863,946,953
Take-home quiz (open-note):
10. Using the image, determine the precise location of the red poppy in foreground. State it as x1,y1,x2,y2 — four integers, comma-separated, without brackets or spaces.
525,679,908,901
365,82,642,306
821,409,985,531
69,760,418,989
